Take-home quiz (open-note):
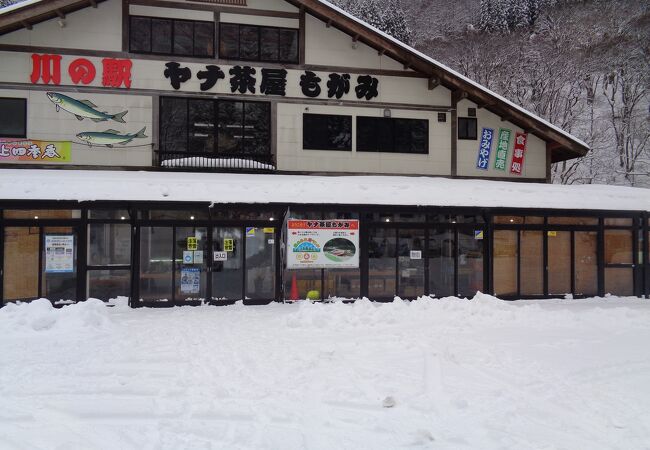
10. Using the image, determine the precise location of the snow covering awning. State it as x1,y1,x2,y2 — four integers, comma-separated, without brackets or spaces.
0,169,648,212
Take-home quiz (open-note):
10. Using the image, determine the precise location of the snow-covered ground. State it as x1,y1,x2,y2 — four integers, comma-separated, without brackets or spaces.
1,295,649,450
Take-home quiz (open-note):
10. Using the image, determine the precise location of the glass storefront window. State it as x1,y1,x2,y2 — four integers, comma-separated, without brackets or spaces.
324,268,360,299
368,228,396,298
3,227,39,302
428,229,454,298
575,231,597,296
604,218,633,226
139,227,173,302
605,230,633,264
547,217,599,226
89,210,130,220
364,212,425,223
520,231,543,296
494,216,524,225
548,231,571,295
3,209,81,219
285,269,321,301
88,224,131,266
245,227,276,299
42,227,77,303
605,268,634,296
175,227,208,302
458,229,484,297
493,230,518,296
141,210,209,221
212,227,244,301
211,209,279,221
397,229,425,298
88,270,130,301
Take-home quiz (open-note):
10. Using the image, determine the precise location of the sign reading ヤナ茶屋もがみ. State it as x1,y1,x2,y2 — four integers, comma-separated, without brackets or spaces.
287,220,359,269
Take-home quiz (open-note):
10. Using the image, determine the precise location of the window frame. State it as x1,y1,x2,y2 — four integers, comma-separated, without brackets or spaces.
0,97,27,139
158,96,272,156
303,113,353,152
218,22,299,64
356,116,429,155
458,117,478,140
128,15,215,58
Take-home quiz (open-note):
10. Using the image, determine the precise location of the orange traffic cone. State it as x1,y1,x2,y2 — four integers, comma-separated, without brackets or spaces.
290,273,299,301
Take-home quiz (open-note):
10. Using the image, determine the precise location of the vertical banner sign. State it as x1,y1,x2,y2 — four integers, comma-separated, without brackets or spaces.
476,128,494,170
45,235,74,273
510,132,528,175
494,128,512,171
287,220,360,269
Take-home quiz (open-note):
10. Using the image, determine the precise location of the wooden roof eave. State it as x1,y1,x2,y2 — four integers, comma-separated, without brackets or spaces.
0,0,106,35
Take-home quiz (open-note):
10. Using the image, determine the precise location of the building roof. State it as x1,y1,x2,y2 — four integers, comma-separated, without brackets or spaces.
1,169,647,212
0,0,590,162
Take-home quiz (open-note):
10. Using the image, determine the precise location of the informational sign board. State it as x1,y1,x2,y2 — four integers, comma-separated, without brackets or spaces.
287,220,359,269
0,139,71,163
44,235,74,273
510,132,528,175
193,250,204,264
183,251,194,264
410,250,422,260
180,267,200,294
224,239,234,252
187,237,198,251
476,128,494,170
214,251,228,262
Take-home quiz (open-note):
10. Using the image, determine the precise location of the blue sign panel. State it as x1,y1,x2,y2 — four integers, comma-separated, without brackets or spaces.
476,127,495,170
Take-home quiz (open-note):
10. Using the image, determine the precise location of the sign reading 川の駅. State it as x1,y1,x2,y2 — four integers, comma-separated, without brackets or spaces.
287,220,360,270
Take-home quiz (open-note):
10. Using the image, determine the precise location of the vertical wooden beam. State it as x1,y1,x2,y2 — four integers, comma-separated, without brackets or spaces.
299,6,306,65
122,0,129,53
271,101,278,167
546,141,552,183
450,95,459,177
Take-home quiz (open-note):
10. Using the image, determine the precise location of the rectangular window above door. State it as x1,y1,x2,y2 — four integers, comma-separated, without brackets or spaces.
219,23,299,64
129,16,215,57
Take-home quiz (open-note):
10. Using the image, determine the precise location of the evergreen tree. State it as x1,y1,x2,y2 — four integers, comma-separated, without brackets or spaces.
334,0,413,45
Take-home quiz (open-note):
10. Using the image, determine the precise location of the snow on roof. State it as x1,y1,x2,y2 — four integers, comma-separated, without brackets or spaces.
0,169,647,212
316,0,589,151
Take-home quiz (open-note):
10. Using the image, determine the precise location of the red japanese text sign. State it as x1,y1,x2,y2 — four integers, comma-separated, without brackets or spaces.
30,54,132,89
510,132,528,175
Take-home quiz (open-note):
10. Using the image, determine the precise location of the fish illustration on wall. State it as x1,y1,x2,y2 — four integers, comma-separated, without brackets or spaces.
76,127,147,148
47,92,128,123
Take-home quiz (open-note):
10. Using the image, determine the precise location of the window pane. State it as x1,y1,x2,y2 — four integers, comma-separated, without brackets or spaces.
139,227,173,303
160,98,188,153
42,228,77,303
458,118,477,140
575,231,597,296
605,230,633,264
285,269,321,301
129,16,151,53
173,21,194,56
548,231,571,295
245,227,276,300
428,229,454,297
548,216,599,225
88,270,130,301
398,229,425,298
244,102,270,155
212,227,243,301
189,99,215,153
260,27,279,61
240,25,259,60
357,117,389,152
410,119,429,153
324,268,360,299
368,228,396,298
151,18,172,54
605,268,634,296
458,229,483,297
89,210,129,220
605,218,633,226
4,209,80,219
0,98,26,138
193,21,214,56
278,29,298,63
175,227,208,302
218,101,243,154
219,23,239,59
520,231,543,296
303,114,352,151
3,227,39,302
88,224,131,266
493,230,517,296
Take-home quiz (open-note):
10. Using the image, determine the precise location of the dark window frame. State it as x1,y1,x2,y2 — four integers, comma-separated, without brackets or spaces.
0,97,27,139
129,15,215,58
356,116,429,155
218,22,299,64
158,96,272,157
303,113,353,152
458,117,478,140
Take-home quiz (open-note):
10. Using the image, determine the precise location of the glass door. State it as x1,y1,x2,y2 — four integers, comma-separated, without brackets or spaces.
244,226,276,300
211,227,244,301
398,229,425,298
3,226,40,302
175,227,208,303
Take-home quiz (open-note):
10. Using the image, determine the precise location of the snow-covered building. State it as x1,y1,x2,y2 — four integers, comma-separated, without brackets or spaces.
0,0,647,305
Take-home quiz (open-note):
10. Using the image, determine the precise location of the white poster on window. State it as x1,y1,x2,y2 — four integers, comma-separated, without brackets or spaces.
287,220,359,269
45,235,74,273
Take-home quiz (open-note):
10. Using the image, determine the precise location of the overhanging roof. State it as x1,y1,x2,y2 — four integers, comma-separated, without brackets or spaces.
0,0,590,162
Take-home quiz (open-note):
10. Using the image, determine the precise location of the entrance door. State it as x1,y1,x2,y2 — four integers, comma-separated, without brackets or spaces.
175,227,209,303
211,227,244,301
244,226,276,300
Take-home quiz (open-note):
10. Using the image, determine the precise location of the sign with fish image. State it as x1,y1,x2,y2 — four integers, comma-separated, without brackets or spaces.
45,92,148,148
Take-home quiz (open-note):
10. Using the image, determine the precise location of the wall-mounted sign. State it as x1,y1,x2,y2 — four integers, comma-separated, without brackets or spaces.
476,127,494,170
410,250,422,260
44,235,74,273
0,139,71,163
193,250,204,264
183,251,194,264
214,251,228,262
287,220,359,269
494,128,512,171
510,132,528,175
180,267,201,294
30,54,132,88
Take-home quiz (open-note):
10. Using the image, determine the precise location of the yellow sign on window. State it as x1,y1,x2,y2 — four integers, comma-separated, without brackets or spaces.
187,237,198,251
548,231,558,237
224,238,234,252
263,227,275,234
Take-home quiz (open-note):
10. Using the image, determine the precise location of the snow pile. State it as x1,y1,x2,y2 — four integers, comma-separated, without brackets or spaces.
1,296,650,449
0,298,112,333
161,157,275,171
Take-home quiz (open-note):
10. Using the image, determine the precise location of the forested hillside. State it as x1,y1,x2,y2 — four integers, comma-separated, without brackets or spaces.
336,0,649,187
